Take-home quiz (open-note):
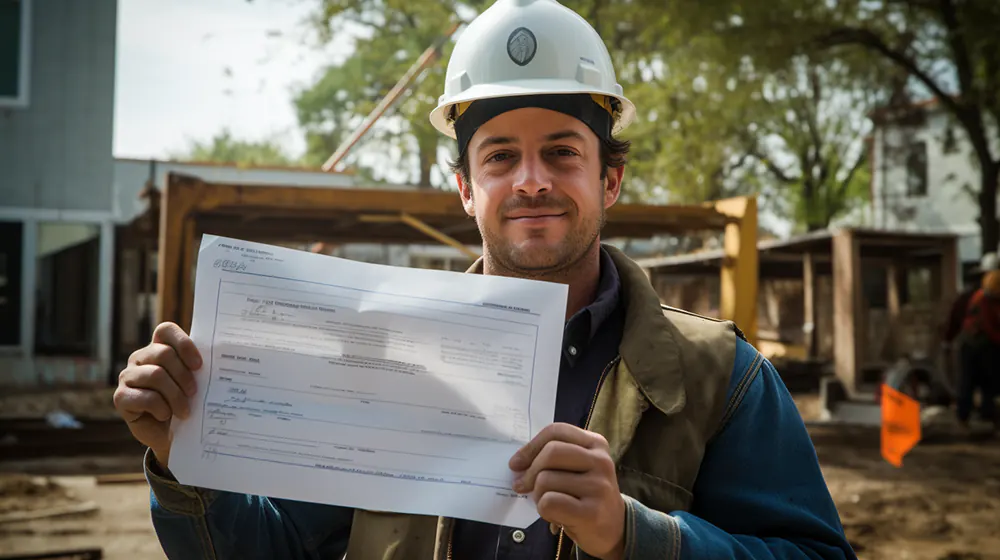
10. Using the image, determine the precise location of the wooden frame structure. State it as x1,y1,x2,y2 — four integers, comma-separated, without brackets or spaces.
637,227,959,396
154,173,759,341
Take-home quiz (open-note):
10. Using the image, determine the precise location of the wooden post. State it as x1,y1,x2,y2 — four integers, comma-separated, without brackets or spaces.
118,248,139,353
803,252,817,359
886,261,901,361
715,195,759,347
179,217,200,332
940,238,959,311
156,174,201,330
832,229,863,395
939,236,960,380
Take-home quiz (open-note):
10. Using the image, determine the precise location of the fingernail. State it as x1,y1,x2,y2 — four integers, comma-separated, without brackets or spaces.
512,478,524,493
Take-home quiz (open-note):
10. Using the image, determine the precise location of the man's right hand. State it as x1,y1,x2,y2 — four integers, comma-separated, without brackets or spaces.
113,322,203,469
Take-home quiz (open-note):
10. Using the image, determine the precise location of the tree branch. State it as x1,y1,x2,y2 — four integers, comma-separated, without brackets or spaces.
806,66,831,187
835,150,868,210
748,144,798,184
984,48,1000,127
816,27,965,118
938,0,975,99
885,0,939,9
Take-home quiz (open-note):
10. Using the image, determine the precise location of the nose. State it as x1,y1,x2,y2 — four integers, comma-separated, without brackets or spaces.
511,152,552,196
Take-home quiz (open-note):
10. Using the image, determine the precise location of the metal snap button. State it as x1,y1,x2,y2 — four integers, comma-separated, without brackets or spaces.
512,529,526,543
568,345,578,356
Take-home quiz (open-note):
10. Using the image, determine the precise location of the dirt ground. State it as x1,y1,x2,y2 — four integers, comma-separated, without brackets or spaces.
1,389,998,559
813,425,1000,560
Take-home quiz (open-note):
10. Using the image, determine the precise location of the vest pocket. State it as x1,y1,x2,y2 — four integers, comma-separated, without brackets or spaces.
616,465,694,513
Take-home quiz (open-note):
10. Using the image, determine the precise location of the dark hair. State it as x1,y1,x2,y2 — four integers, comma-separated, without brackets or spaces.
448,135,631,187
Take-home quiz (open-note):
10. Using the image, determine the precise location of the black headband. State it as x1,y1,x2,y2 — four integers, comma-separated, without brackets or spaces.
453,93,613,155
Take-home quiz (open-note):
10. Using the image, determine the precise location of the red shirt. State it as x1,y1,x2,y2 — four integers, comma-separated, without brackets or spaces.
964,288,1000,344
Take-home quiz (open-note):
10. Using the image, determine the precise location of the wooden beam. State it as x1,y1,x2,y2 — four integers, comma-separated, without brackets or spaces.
940,237,959,320
322,21,460,172
832,229,862,396
358,213,481,260
803,252,817,359
886,261,901,361
157,174,740,334
714,195,758,347
156,175,199,326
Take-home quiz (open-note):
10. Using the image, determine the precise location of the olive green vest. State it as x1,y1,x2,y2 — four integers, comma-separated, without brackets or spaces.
343,245,742,560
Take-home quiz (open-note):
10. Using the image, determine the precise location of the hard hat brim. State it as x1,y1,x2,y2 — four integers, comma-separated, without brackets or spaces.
430,79,635,139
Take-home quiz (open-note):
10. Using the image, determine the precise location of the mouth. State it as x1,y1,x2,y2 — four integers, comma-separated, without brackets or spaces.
507,210,567,221
506,213,567,226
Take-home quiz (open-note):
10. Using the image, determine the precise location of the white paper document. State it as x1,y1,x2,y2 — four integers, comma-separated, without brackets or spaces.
168,235,568,528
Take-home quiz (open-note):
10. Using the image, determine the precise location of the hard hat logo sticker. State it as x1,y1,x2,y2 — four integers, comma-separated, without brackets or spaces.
507,27,537,66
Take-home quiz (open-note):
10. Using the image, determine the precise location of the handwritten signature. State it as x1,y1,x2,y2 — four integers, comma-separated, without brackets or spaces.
214,259,248,272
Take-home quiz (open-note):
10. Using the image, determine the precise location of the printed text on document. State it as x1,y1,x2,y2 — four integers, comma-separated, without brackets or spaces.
167,235,568,528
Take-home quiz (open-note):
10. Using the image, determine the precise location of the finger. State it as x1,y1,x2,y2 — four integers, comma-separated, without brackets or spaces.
529,470,594,504
123,364,191,419
115,385,173,423
535,491,587,529
132,343,197,397
152,322,202,371
510,423,605,470
514,441,595,492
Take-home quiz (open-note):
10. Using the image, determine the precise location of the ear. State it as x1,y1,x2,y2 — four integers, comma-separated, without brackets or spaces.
603,165,624,209
456,174,476,216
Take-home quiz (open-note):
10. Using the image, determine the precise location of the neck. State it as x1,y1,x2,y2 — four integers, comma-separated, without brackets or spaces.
482,242,602,321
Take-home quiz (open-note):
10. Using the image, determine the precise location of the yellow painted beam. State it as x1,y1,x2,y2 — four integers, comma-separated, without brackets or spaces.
359,213,481,260
714,195,759,347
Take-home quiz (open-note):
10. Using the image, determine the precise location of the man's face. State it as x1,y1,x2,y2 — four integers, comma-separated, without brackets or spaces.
457,107,623,275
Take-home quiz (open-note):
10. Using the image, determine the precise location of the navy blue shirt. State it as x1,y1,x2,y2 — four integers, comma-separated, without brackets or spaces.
449,248,625,559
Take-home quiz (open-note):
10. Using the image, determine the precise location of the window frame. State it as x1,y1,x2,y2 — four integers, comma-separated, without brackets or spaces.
0,0,32,108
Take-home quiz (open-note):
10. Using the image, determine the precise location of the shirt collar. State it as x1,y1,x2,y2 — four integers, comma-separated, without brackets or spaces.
563,246,622,366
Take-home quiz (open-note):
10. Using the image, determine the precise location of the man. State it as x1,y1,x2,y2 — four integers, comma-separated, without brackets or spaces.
115,0,854,558
957,252,1000,433
944,263,985,400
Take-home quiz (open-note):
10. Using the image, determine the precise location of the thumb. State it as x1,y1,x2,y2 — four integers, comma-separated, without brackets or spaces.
126,414,172,456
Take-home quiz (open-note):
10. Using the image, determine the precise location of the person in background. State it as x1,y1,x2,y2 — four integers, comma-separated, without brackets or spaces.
957,252,1000,435
943,265,983,388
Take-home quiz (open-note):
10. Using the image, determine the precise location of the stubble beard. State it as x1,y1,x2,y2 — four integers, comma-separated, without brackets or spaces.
478,208,605,281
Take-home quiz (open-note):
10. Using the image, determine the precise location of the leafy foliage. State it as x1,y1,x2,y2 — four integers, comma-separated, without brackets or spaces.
288,0,998,236
173,128,298,167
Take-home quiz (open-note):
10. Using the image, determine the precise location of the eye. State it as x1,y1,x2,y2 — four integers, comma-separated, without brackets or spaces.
552,148,579,158
486,152,514,163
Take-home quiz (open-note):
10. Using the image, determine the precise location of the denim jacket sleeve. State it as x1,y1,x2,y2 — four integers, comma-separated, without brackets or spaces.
144,449,354,559
609,338,856,560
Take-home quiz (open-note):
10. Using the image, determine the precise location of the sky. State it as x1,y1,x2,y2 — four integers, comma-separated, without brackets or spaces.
113,0,353,160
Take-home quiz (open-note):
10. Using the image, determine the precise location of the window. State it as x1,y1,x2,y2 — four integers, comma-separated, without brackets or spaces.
34,223,100,356
905,141,928,197
0,221,23,346
0,0,31,108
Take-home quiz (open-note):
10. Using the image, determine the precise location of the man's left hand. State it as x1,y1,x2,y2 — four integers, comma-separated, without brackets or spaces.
510,423,625,560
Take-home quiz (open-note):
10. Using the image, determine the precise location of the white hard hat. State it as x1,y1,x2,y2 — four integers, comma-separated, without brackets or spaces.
981,252,999,272
429,0,635,140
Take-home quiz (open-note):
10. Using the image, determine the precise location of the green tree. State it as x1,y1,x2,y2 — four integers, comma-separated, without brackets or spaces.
817,0,1000,255
739,56,882,231
173,128,298,167
698,0,1000,252
295,0,490,187
602,0,887,229
294,0,888,232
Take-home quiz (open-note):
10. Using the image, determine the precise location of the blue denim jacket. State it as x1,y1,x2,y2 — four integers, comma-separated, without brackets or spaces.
146,338,855,559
